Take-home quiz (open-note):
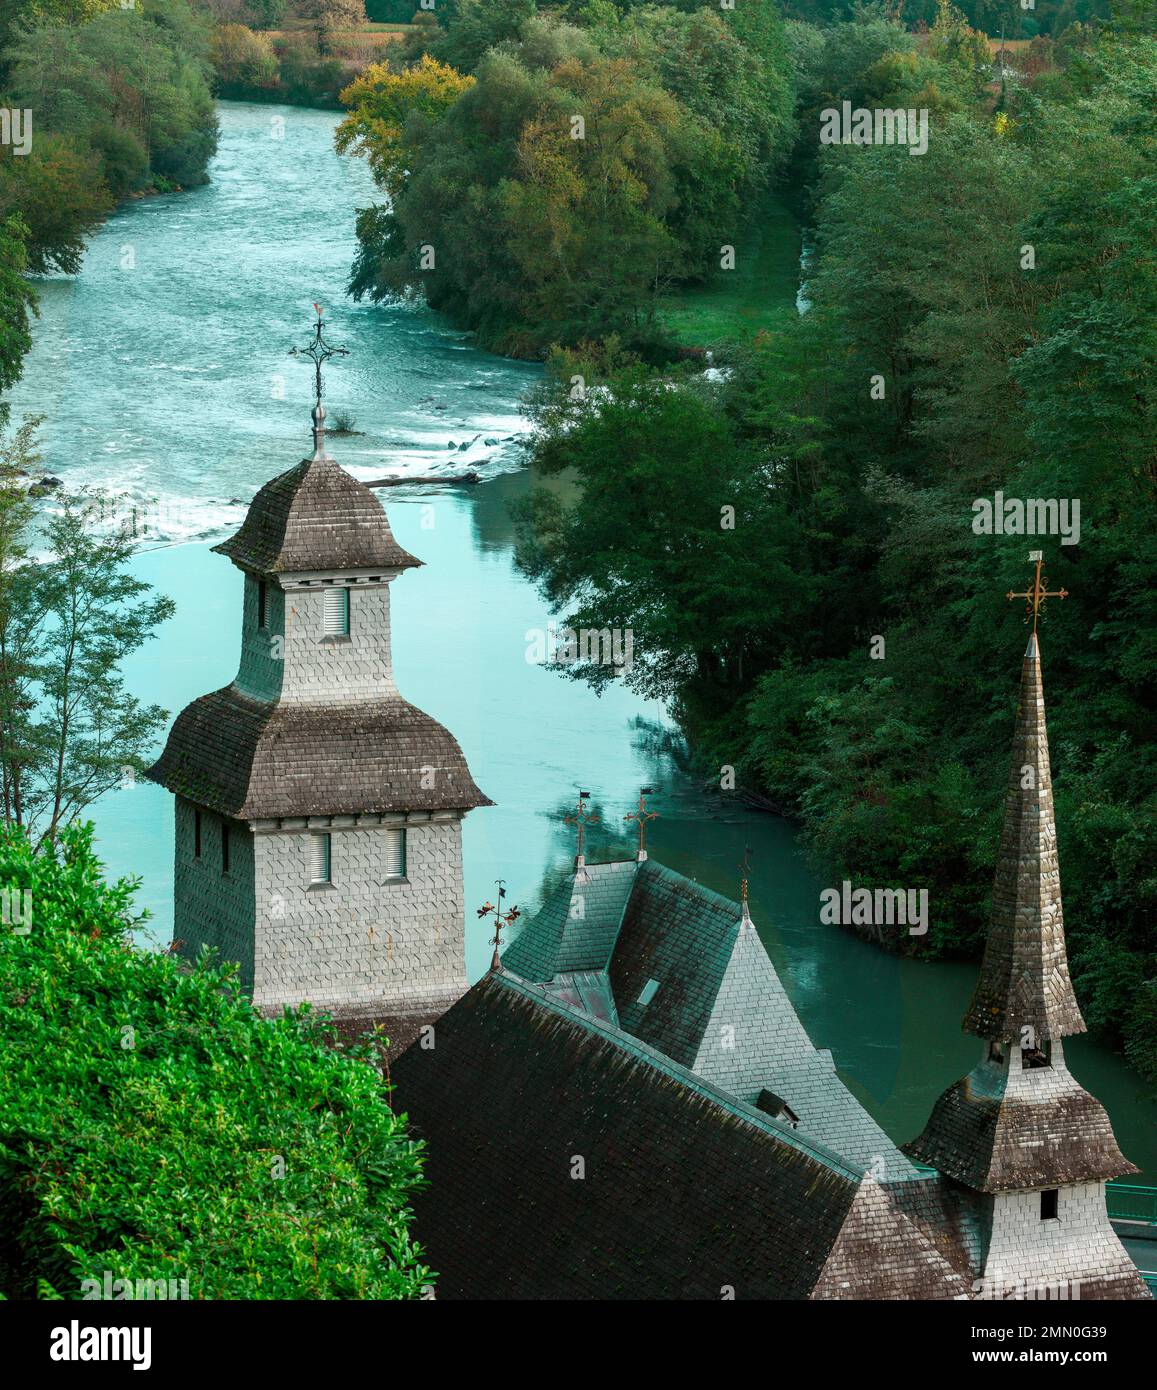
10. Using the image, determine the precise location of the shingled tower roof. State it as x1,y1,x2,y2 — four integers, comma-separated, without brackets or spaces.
963,632,1085,1043
905,626,1137,1197
213,456,420,576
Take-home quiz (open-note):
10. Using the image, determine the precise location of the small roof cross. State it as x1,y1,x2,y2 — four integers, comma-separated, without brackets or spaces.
624,787,659,861
739,844,753,911
477,879,520,972
1007,550,1068,634
564,790,600,866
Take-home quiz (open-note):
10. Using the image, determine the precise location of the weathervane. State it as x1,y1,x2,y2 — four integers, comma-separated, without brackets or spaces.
1007,550,1068,634
624,787,659,862
477,879,520,972
564,790,600,870
289,302,349,462
739,844,753,916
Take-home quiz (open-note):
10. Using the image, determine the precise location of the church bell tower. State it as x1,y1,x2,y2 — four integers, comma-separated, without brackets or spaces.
148,309,490,1045
907,558,1146,1299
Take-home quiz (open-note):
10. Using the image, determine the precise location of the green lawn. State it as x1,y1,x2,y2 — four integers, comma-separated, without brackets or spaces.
660,193,803,352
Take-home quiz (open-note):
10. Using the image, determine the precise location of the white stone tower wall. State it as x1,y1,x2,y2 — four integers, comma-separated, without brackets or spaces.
277,578,398,705
173,796,256,991
250,817,467,1014
979,1183,1138,1298
235,573,286,703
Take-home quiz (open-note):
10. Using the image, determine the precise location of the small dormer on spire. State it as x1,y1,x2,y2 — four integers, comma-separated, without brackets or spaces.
289,303,349,464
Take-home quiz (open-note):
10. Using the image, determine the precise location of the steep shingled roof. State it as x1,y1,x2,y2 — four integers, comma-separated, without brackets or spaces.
213,457,420,576
905,1057,1136,1192
500,856,920,1180
391,971,967,1300
501,859,636,981
147,686,491,818
963,632,1085,1042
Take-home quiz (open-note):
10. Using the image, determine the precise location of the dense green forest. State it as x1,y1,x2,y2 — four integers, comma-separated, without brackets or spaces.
336,1,1155,1078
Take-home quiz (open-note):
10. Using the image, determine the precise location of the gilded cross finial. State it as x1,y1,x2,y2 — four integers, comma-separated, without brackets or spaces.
624,787,659,861
564,790,600,868
1007,550,1068,634
289,303,349,461
477,879,520,972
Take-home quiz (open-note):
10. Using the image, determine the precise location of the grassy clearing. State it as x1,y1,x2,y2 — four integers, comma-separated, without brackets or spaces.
659,193,802,352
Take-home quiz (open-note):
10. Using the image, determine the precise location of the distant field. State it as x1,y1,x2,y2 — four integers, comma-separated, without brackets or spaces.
268,21,414,42
660,194,803,351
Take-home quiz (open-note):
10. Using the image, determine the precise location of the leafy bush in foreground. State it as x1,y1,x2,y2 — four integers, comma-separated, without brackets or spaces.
0,824,429,1300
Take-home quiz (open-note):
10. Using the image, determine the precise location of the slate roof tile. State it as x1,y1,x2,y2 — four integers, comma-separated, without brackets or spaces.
213,457,420,576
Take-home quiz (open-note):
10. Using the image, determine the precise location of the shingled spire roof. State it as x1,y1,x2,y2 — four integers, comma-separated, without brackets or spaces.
963,632,1085,1043
905,625,1138,1195
213,456,420,576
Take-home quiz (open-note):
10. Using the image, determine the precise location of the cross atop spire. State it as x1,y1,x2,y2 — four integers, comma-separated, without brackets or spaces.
739,844,753,920
477,880,520,973
1006,549,1068,635
564,791,599,872
289,303,349,463
624,787,658,862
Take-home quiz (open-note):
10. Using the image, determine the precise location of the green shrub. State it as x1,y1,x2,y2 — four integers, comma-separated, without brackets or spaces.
0,824,430,1300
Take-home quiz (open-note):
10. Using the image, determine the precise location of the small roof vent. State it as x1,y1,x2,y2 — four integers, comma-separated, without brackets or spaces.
637,978,661,1007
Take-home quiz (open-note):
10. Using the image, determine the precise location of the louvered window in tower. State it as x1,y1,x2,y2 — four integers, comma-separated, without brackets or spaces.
384,828,406,880
323,586,350,636
310,832,332,884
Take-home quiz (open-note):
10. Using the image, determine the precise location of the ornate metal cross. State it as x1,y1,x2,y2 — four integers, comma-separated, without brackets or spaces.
289,302,349,409
477,879,520,972
739,844,753,906
564,791,600,863
624,787,659,858
1007,550,1068,633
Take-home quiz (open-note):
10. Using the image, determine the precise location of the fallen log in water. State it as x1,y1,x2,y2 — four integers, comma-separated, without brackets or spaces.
366,472,481,488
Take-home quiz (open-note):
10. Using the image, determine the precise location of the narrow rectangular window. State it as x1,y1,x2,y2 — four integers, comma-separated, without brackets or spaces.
193,808,202,859
1040,1189,1059,1220
221,823,230,875
384,828,406,880
323,586,349,636
310,832,332,885
257,579,267,629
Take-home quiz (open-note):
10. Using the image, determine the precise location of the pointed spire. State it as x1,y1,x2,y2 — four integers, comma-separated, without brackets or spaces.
963,622,1085,1043
289,303,349,465
624,787,658,862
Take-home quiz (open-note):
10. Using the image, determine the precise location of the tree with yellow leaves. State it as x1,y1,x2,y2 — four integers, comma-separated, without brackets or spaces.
336,54,475,201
